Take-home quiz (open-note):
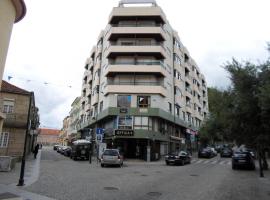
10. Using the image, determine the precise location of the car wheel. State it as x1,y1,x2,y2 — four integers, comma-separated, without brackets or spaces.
232,164,236,170
250,165,255,170
73,157,77,161
181,160,185,166
166,161,169,165
101,164,104,168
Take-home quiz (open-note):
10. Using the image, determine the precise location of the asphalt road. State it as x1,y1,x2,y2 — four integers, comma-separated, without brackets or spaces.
25,147,270,200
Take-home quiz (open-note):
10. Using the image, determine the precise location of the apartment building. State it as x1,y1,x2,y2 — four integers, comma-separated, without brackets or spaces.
0,0,26,136
78,0,208,161
67,97,81,144
0,81,39,158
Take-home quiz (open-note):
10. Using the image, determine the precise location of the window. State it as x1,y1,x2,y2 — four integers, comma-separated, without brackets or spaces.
118,116,133,130
187,112,191,122
176,106,180,116
117,95,131,107
0,132,9,147
137,96,150,108
100,101,103,112
173,53,181,65
2,100,14,113
182,111,186,121
168,102,172,113
134,116,151,130
174,39,181,49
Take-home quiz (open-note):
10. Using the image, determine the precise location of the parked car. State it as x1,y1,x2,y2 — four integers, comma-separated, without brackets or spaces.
100,149,123,167
165,151,191,166
70,140,91,161
57,146,64,153
53,144,60,151
62,146,71,156
198,147,216,158
220,148,233,157
232,151,255,170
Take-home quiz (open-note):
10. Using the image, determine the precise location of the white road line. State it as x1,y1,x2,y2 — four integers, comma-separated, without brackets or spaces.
195,159,204,164
219,160,227,165
211,160,218,164
202,160,210,164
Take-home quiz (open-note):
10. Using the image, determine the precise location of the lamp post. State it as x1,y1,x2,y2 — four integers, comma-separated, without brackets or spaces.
17,92,33,186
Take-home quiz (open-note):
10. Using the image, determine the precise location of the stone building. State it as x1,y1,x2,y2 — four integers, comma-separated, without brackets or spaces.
37,128,61,146
0,0,26,136
0,81,39,158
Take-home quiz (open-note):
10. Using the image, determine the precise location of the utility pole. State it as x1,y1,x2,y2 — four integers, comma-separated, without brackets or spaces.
17,92,33,186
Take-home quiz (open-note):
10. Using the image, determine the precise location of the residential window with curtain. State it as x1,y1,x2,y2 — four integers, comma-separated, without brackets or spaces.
0,132,9,147
2,100,14,113
117,95,131,107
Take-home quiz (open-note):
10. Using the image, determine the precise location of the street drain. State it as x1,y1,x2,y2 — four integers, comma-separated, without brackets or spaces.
103,187,119,191
190,174,199,177
147,192,162,197
141,174,148,176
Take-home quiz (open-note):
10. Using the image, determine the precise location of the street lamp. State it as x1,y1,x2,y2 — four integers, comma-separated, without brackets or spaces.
17,92,33,186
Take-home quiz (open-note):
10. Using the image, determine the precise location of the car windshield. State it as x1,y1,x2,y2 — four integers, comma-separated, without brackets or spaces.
103,150,119,156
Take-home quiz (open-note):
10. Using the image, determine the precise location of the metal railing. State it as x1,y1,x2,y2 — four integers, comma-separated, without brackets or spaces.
111,23,163,27
106,81,164,87
110,41,164,47
109,60,165,68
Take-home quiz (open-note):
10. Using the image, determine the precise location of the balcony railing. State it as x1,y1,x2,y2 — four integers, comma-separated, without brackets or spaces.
3,113,28,128
111,23,163,27
106,81,164,87
110,41,164,47
109,60,165,68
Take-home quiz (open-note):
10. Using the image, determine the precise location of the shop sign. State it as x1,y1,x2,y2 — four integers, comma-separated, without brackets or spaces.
115,130,134,136
119,108,128,113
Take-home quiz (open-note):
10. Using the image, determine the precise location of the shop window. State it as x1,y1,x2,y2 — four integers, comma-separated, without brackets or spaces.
117,95,131,107
118,116,133,130
137,96,150,108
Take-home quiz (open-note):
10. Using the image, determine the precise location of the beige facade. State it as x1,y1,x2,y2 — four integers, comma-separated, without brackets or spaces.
0,0,26,137
0,81,39,158
78,0,208,160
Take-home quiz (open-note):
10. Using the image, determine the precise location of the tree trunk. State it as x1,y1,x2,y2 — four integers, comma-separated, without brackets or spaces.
262,149,269,170
258,150,264,177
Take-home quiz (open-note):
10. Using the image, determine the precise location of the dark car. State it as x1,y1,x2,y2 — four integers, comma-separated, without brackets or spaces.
63,146,72,157
57,146,64,153
232,151,255,170
165,151,191,166
70,140,91,161
198,147,215,158
53,145,60,151
220,148,233,157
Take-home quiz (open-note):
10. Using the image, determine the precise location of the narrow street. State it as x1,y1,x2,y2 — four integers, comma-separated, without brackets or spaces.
23,147,270,200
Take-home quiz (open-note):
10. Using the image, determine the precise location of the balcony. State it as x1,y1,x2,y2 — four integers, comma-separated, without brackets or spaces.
104,82,166,97
3,113,27,128
109,7,166,24
106,26,166,41
104,61,166,77
105,44,166,59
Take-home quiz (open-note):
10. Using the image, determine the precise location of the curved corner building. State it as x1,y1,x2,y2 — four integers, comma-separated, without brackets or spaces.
0,0,26,134
79,0,208,161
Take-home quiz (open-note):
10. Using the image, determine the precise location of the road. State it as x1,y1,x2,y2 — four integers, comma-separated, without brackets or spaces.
24,147,270,200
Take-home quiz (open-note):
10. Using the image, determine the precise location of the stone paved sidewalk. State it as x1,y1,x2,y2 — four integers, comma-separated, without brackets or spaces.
0,150,55,200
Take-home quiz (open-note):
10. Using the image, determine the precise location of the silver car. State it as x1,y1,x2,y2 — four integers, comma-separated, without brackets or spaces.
101,149,123,167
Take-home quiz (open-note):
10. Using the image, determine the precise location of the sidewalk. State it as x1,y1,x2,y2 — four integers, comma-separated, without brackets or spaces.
0,150,55,200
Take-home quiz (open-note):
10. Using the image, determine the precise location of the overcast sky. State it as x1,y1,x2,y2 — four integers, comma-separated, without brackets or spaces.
4,0,270,129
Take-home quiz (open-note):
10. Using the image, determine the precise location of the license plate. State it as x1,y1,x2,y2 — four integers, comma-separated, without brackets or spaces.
238,160,246,163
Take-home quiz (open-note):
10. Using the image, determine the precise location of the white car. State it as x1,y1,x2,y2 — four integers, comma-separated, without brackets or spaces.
101,149,124,167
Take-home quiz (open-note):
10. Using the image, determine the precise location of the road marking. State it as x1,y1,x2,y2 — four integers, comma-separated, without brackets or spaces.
211,160,218,164
195,159,204,164
202,160,210,164
219,160,227,165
